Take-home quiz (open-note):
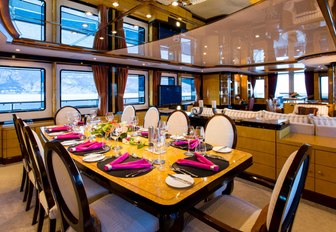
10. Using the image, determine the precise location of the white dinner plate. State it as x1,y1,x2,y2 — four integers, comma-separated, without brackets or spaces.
165,174,194,188
212,146,232,153
82,153,105,162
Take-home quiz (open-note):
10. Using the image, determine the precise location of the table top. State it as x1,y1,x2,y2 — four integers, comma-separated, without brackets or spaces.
40,127,253,213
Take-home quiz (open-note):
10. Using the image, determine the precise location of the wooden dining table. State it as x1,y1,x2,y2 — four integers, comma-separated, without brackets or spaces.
40,127,253,231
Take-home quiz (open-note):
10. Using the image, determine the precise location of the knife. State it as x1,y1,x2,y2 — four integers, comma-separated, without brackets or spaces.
126,166,154,178
168,174,194,185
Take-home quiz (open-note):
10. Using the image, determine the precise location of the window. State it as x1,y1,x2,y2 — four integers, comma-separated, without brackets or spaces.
60,70,98,108
0,66,45,113
320,76,328,100
10,0,46,41
181,38,192,64
254,79,265,98
181,77,196,101
161,76,175,85
123,17,147,54
293,72,307,97
124,74,145,105
60,6,98,48
275,72,289,98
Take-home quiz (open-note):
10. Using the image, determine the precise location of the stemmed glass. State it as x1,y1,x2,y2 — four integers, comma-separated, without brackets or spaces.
184,126,195,156
131,116,139,135
195,126,205,141
152,132,166,170
158,121,168,136
105,112,114,123
72,112,81,132
110,125,123,151
90,109,97,121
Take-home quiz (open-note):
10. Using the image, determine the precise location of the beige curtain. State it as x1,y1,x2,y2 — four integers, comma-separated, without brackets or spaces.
153,71,162,106
93,5,108,50
194,74,201,102
117,67,128,111
92,65,109,115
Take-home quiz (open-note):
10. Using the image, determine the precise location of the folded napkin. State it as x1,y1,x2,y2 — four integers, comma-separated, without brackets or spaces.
77,121,85,126
141,131,148,137
104,158,151,171
173,139,199,149
54,132,83,140
176,153,219,171
46,125,71,132
69,141,105,152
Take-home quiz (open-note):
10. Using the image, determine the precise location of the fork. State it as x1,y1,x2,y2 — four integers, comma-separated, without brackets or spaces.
170,166,198,178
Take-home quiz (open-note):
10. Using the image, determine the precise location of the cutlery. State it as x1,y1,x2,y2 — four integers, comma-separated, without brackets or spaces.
125,166,154,178
217,146,228,151
171,166,198,178
168,174,194,185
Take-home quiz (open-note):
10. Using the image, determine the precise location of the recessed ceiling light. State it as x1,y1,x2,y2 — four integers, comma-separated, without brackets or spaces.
99,37,104,40
255,34,260,38
85,11,93,16
203,52,207,55
237,46,241,49
204,45,207,48
142,63,146,66
112,30,117,34
172,1,178,6
15,48,20,52
221,57,224,60
112,1,119,7
93,57,96,60
82,23,88,28
296,49,300,52
176,21,181,27
146,13,152,18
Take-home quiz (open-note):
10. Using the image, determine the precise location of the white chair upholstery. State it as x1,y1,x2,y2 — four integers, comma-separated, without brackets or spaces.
312,117,336,137
205,115,237,148
223,108,262,120
185,144,310,232
144,107,160,128
167,110,189,136
292,104,329,117
55,106,81,125
121,105,136,124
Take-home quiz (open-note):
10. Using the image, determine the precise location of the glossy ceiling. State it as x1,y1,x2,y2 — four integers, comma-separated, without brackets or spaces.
109,0,336,72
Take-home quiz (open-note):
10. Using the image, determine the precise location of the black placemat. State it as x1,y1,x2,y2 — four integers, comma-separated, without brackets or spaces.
172,156,229,177
67,144,110,156
171,141,213,151
97,156,154,178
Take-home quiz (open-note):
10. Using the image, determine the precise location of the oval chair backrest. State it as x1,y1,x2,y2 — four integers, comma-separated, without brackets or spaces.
45,141,92,232
204,115,237,148
54,106,81,125
144,107,160,129
167,110,189,136
121,105,136,124
267,144,310,231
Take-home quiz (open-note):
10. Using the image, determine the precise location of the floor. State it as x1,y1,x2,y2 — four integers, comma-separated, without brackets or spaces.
1,162,336,231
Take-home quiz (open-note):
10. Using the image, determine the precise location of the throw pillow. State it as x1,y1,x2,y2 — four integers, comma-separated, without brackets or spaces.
297,106,318,116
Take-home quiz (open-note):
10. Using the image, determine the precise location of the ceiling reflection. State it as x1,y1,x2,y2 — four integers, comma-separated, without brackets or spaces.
108,0,336,68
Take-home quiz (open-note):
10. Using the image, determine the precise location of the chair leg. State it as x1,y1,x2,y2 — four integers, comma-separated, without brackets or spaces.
25,182,33,211
49,218,56,232
23,176,29,202
32,189,39,225
222,179,234,195
37,203,45,232
20,167,26,192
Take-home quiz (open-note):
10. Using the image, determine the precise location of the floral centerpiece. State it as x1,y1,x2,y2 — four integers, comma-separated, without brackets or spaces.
290,92,300,98
90,122,116,138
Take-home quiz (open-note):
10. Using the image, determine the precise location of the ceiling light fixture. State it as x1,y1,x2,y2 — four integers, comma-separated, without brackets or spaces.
176,21,181,27
99,37,104,40
85,11,93,16
146,13,152,18
255,34,260,38
112,30,117,34
82,23,88,28
15,48,20,52
112,1,119,7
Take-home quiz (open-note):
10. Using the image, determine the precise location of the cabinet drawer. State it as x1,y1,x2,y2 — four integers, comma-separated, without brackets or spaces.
237,137,275,154
239,148,274,167
315,150,336,168
277,143,300,158
237,126,275,142
246,163,275,180
315,164,336,183
315,179,336,198
3,147,21,158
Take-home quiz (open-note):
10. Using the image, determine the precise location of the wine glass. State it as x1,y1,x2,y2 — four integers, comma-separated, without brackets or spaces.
184,126,195,156
90,109,97,121
195,140,207,156
72,112,81,131
105,112,114,123
153,133,166,170
158,121,168,135
111,125,123,151
195,126,205,141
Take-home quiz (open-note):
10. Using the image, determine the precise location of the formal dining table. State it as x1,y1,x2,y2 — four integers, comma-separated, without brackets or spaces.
40,126,253,231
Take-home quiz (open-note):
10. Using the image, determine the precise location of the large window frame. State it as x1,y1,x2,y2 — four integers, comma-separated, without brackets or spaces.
254,78,265,99
161,73,177,85
123,70,148,110
123,17,148,55
0,60,52,122
181,76,196,102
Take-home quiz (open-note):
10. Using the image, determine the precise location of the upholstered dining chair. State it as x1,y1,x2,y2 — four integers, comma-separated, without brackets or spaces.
248,97,255,111
121,105,136,124
144,106,160,128
204,114,237,148
44,141,159,232
184,144,311,232
54,106,81,125
167,110,190,136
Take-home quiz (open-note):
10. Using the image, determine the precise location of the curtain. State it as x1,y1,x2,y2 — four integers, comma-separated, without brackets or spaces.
194,74,201,102
153,70,162,106
251,76,256,98
304,70,314,100
93,5,108,50
92,65,109,116
115,11,127,49
117,67,128,112
268,73,278,99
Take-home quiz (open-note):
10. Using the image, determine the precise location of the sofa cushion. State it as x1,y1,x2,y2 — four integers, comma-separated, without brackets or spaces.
293,104,329,117
223,108,262,119
263,111,309,124
297,106,318,116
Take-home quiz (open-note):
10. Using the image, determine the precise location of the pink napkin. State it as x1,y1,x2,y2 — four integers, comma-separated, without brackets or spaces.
54,132,83,140
69,141,105,152
141,131,148,137
104,158,151,171
176,153,219,171
77,121,85,126
173,139,199,149
47,125,71,132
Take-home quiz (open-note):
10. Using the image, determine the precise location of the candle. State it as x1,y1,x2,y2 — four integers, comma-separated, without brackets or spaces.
199,100,204,107
212,100,216,108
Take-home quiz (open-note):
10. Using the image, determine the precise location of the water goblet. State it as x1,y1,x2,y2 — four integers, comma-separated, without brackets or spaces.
90,109,97,121
111,125,123,151
195,126,205,141
184,126,195,156
105,112,114,123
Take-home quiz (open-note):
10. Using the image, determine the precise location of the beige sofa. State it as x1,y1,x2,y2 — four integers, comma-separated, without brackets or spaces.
292,104,329,117
311,117,336,138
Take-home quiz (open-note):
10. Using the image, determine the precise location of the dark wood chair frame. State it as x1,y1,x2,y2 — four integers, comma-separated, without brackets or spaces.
24,126,56,232
187,144,311,232
45,141,95,232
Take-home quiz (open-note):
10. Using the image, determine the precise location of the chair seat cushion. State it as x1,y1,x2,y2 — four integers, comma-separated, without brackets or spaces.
184,195,261,232
90,194,159,232
81,174,109,204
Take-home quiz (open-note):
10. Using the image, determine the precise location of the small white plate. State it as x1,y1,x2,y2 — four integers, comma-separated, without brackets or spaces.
212,146,232,153
170,135,184,140
82,154,105,162
48,132,66,136
165,174,194,188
